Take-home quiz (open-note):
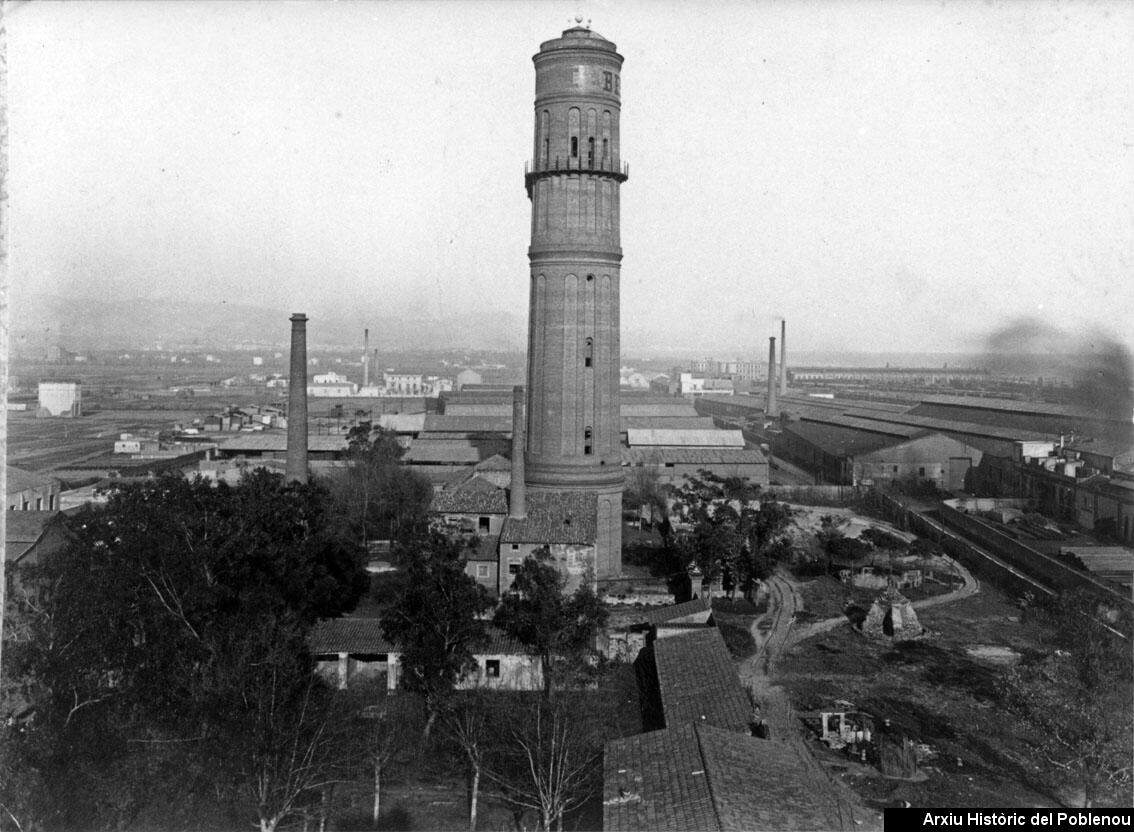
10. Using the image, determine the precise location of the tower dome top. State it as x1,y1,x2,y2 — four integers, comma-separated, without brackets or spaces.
537,22,618,55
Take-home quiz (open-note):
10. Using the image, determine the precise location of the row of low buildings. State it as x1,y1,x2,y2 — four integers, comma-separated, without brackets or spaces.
276,584,848,830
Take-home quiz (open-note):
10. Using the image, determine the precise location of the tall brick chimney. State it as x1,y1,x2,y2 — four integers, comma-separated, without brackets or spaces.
363,328,370,388
509,385,526,519
286,313,309,484
766,336,779,419
779,318,787,397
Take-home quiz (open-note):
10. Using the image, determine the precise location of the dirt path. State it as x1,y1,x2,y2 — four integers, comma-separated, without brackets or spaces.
739,572,883,831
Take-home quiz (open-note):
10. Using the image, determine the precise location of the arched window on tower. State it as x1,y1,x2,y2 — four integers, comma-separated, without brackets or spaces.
540,110,550,165
584,337,593,368
584,426,593,456
571,137,578,159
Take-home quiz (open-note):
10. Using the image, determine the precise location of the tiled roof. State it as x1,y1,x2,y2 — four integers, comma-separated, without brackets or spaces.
623,448,767,465
635,597,711,626
604,723,842,832
216,433,348,452
430,476,508,514
654,629,752,732
308,618,396,654
499,490,597,545
627,429,745,448
404,466,473,487
620,404,700,418
697,723,842,830
464,535,501,562
308,618,532,656
423,414,512,434
474,453,513,472
781,421,920,458
620,417,718,431
5,510,63,542
403,440,484,464
603,724,717,832
840,410,1051,442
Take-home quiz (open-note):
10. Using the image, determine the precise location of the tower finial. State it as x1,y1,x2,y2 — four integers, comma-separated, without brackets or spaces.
575,14,583,24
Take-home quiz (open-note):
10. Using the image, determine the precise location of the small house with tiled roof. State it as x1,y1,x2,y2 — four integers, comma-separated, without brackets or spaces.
308,618,543,692
603,722,843,831
499,490,598,594
429,474,509,537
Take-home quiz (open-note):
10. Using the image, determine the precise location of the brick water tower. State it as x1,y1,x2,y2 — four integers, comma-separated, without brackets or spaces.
522,21,628,578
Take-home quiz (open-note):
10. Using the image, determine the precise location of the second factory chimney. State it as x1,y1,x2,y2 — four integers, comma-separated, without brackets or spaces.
363,328,370,388
286,313,309,484
779,318,787,397
766,336,779,420
509,385,526,520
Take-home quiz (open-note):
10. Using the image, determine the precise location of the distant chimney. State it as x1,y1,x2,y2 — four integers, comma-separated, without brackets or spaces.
286,313,309,484
509,385,526,519
778,318,787,397
363,328,370,388
766,336,779,419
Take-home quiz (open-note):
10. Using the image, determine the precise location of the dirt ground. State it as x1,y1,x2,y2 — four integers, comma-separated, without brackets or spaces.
778,587,1073,809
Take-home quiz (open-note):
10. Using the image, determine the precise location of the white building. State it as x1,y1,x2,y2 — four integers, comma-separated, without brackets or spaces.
37,381,82,417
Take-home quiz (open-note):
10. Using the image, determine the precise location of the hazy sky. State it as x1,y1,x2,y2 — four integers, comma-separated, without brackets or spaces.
6,0,1132,355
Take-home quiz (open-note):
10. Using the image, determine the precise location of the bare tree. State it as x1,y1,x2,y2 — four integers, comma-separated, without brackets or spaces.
357,692,421,829
484,694,603,831
239,659,350,832
440,692,497,832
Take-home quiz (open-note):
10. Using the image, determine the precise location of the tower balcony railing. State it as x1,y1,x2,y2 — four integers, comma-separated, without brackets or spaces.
524,156,629,197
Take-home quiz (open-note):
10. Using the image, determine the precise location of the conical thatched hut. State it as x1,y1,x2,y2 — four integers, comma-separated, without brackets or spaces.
861,587,922,640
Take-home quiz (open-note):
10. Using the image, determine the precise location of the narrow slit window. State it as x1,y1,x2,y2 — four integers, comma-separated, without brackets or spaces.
587,137,594,167
585,337,593,368
571,137,578,158
602,137,608,160
584,426,593,455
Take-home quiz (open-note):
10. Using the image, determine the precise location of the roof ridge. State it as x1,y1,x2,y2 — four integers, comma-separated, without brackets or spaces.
691,722,726,832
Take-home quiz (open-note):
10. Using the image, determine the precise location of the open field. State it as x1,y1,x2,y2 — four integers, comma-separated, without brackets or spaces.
7,408,214,473
779,588,1108,809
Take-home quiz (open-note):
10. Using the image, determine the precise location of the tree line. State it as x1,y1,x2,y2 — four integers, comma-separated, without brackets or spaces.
0,427,612,831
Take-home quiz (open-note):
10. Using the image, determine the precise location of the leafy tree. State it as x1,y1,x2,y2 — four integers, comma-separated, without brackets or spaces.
1000,591,1133,807
623,465,668,523
494,549,609,696
731,499,794,601
816,514,850,575
859,526,906,551
331,422,433,547
670,481,792,601
2,470,368,829
381,535,490,738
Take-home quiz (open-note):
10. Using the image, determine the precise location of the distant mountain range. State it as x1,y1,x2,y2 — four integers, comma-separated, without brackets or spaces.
11,295,528,353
